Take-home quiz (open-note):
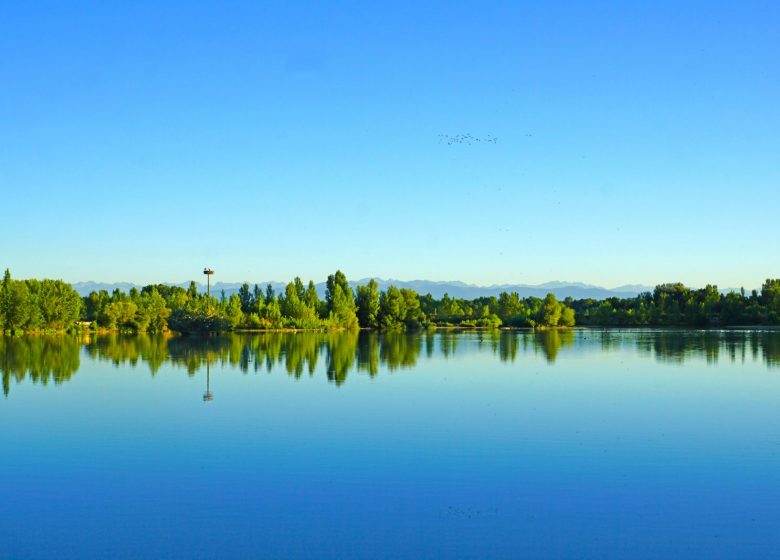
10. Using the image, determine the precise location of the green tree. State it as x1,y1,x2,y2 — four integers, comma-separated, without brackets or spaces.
326,271,354,310
497,291,529,326
238,283,253,313
701,284,721,324
1,270,33,332
187,281,199,299
761,279,780,322
293,277,306,300
400,288,422,328
30,279,82,329
225,294,244,328
138,288,171,332
304,280,321,315
281,281,319,326
103,301,138,330
356,279,380,328
438,293,465,323
0,268,10,330
328,283,359,330
282,281,301,317
379,286,407,330
539,293,562,327
252,284,262,307
84,290,111,323
324,271,358,329
265,284,276,305
559,305,575,327
262,297,283,328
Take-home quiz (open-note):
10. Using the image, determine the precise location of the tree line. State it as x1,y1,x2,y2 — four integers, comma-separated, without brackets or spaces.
571,281,780,327
2,268,780,334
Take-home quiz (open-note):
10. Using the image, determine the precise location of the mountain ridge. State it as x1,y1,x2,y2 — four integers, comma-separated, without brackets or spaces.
71,279,657,300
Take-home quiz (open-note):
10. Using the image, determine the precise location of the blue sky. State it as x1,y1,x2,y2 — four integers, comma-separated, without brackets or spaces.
1,1,778,288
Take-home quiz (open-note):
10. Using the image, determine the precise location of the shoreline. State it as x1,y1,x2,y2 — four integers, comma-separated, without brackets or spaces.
5,325,780,337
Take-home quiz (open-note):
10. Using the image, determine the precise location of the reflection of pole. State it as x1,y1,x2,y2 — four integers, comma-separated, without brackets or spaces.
203,361,213,402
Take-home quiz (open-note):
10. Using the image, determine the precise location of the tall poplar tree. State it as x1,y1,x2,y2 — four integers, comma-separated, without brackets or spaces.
356,279,380,328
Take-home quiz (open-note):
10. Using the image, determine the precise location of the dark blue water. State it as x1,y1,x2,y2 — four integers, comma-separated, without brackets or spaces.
2,330,779,559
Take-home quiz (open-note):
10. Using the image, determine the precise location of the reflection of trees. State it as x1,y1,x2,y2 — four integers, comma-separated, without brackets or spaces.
476,330,501,355
4,330,780,398
644,331,708,364
762,332,780,367
644,331,688,364
250,333,284,373
356,332,380,377
701,332,722,363
167,335,232,375
598,330,625,352
380,333,421,371
425,332,435,358
533,330,575,363
326,330,359,385
440,332,459,358
1,336,81,397
498,332,519,362
85,334,171,374
633,330,780,366
282,333,320,378
230,333,322,377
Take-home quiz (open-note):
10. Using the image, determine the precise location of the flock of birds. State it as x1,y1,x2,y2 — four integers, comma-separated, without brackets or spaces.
438,133,498,145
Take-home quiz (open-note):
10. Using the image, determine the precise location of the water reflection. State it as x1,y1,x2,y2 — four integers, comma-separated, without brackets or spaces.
1,336,81,397
203,362,213,402
533,330,575,363
2,329,780,397
85,333,171,373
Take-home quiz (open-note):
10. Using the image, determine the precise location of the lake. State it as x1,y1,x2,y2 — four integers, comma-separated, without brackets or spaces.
2,329,779,559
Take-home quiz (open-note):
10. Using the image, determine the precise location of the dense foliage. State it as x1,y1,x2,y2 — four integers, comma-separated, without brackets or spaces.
572,282,780,327
0,270,82,332
3,268,780,334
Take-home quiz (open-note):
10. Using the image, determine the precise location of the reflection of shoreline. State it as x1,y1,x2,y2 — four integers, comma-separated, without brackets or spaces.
1,335,81,397
3,330,780,398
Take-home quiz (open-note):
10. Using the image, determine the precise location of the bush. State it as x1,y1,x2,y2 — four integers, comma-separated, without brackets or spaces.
168,310,231,333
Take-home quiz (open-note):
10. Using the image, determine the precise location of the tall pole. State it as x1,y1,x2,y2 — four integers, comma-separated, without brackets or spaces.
203,268,214,315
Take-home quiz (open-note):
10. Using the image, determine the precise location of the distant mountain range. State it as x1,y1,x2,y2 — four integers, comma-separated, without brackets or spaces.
71,279,658,300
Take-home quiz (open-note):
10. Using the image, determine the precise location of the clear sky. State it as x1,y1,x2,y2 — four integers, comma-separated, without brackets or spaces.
1,1,778,288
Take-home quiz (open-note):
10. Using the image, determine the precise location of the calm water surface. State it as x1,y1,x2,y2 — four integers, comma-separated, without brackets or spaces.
2,330,780,559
